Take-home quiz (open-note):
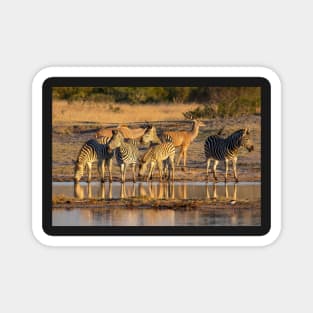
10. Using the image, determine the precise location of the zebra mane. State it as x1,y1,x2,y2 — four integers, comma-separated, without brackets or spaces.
97,136,111,144
227,129,245,140
226,129,246,149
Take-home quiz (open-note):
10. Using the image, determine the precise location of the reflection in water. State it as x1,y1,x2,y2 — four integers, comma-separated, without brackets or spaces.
53,181,261,227
56,181,260,202
120,183,136,199
74,182,84,200
53,206,260,227
74,182,113,200
206,183,237,202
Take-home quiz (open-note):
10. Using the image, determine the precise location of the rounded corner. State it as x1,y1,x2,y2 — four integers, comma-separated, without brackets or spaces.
256,66,282,89
259,224,282,247
32,67,59,90
31,224,54,247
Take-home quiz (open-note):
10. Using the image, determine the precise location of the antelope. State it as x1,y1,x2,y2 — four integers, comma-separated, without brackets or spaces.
163,117,205,170
96,125,147,140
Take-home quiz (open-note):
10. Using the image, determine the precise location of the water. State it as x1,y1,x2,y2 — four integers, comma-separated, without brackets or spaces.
53,181,260,201
52,206,260,226
52,181,261,226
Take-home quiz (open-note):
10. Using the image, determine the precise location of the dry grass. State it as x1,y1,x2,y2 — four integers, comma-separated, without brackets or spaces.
53,100,199,125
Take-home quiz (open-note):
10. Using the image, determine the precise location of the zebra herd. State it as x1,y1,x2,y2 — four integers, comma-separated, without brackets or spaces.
72,120,254,184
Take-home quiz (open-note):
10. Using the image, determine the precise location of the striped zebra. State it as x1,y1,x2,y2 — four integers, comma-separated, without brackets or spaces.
73,139,114,183
140,125,175,181
204,128,254,182
96,136,111,144
108,130,139,183
138,142,175,181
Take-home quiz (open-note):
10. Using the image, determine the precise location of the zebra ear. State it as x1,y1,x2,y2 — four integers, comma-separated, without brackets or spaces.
112,129,118,135
246,128,250,135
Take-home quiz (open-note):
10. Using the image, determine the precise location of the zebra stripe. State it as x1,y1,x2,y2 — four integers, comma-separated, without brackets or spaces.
139,142,176,181
108,130,139,183
73,139,114,182
96,136,111,144
141,125,174,178
204,128,254,182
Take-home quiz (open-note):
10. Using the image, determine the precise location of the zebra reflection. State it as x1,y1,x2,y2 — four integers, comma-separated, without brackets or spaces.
74,182,84,199
137,182,175,200
74,182,93,199
206,183,237,202
120,182,136,199
74,182,113,200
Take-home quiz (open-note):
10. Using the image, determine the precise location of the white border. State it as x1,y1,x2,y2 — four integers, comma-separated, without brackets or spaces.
32,67,281,247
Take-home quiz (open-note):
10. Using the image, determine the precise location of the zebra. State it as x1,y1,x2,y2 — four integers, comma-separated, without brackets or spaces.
96,135,136,148
204,128,254,182
96,136,111,144
108,130,139,183
138,142,175,181
72,139,114,183
139,125,175,181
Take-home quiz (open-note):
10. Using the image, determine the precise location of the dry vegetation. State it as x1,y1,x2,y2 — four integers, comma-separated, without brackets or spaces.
53,100,199,125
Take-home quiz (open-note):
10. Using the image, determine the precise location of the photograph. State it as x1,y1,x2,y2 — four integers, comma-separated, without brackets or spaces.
51,85,262,227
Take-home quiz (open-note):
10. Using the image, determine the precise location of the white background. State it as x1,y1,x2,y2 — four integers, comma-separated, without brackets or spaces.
0,1,310,312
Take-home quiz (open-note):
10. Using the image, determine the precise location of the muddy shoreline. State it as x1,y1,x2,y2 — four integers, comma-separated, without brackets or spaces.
53,198,260,210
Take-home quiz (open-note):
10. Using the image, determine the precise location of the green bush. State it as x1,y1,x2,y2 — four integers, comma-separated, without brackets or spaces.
52,87,261,117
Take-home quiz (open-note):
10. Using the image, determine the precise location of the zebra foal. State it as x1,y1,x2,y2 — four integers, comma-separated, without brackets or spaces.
139,125,175,181
138,143,175,181
204,128,254,182
73,139,114,183
108,130,139,183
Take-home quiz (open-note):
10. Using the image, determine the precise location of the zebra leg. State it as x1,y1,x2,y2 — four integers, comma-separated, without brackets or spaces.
131,163,136,183
169,155,175,181
98,160,105,183
213,160,219,182
107,159,113,183
163,160,168,179
224,159,229,183
87,162,92,182
147,162,155,181
206,159,211,180
157,160,163,181
120,163,125,183
232,157,238,182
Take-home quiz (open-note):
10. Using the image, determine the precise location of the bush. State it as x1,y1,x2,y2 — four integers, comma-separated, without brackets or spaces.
52,87,261,114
